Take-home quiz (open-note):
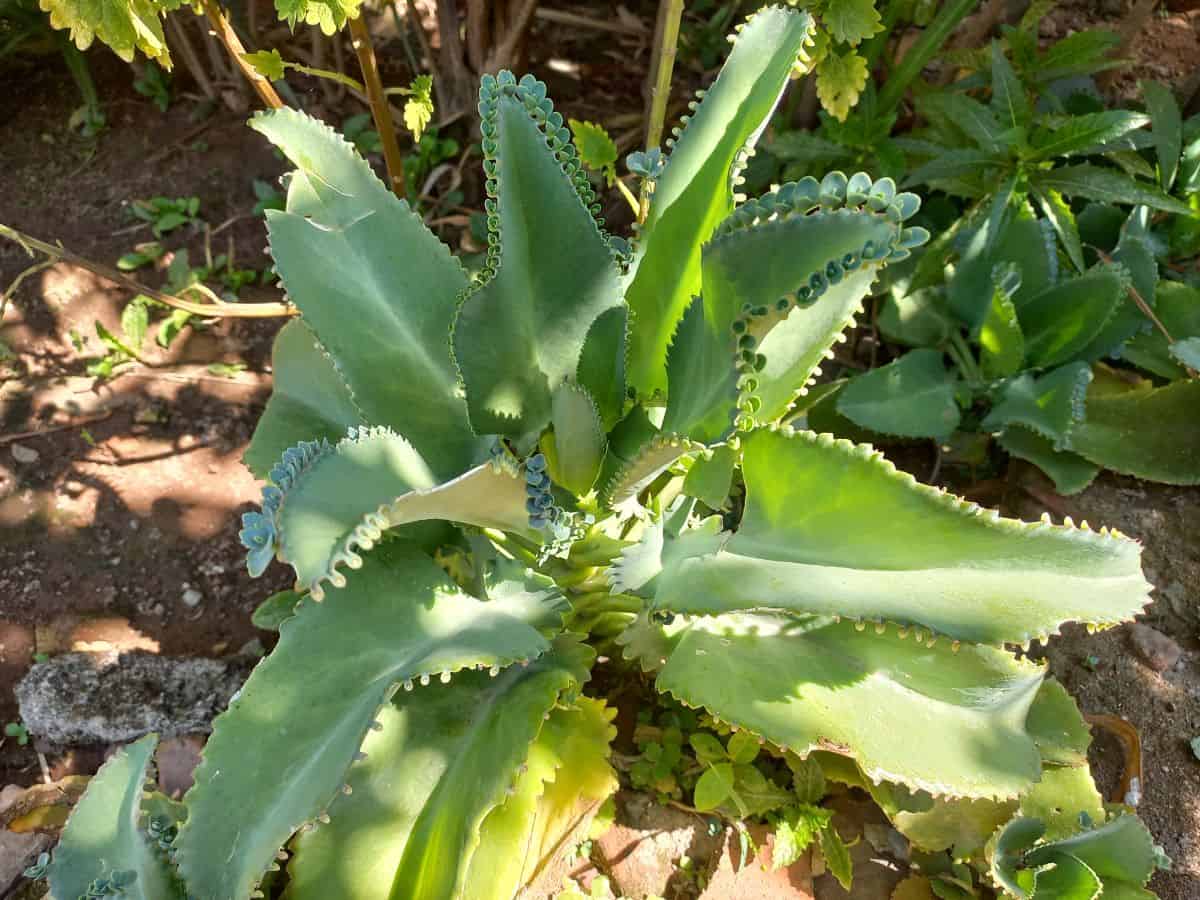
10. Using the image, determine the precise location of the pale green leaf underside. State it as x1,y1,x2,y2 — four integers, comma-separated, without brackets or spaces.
175,546,563,900
244,320,363,479
657,611,1045,798
453,95,624,437
274,427,534,595
463,697,617,900
251,108,480,479
625,6,814,395
284,639,592,900
49,735,181,900
664,206,898,440
649,428,1149,644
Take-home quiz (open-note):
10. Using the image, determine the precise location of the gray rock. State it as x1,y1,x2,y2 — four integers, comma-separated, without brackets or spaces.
15,652,250,746
1128,623,1182,673
9,444,38,464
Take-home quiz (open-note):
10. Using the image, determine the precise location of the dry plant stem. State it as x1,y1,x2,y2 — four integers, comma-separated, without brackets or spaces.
202,0,283,108
0,412,112,446
349,14,407,197
534,7,648,36
166,13,218,101
486,0,537,72
0,225,296,319
640,0,684,222
467,0,489,73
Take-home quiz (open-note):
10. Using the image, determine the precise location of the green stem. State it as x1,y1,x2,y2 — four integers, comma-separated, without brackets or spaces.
876,0,978,116
285,61,365,94
947,330,983,387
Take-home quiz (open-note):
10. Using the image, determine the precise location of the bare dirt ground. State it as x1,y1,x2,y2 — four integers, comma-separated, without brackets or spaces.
1,3,1198,898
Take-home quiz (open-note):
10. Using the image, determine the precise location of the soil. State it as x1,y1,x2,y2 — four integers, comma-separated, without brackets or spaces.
1,3,1198,899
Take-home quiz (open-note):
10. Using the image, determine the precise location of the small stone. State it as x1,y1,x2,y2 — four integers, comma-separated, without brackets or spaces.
1128,623,1181,673
9,443,38,464
156,735,205,798
182,588,203,608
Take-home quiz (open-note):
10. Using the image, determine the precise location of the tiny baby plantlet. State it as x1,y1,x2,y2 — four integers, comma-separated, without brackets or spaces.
43,7,1166,899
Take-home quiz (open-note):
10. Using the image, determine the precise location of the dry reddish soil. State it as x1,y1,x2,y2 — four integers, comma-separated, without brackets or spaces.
1,3,1198,899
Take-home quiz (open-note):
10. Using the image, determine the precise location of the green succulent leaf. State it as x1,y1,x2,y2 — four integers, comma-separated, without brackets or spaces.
664,192,902,440
1141,80,1181,190
836,348,962,441
463,697,617,900
247,426,533,592
243,320,364,479
880,288,954,349
624,6,814,396
251,108,480,478
657,611,1045,799
1169,336,1200,370
175,545,566,900
996,427,1100,496
1024,677,1092,767
1121,281,1200,379
982,362,1092,447
453,76,624,437
1019,766,1104,842
682,444,737,509
979,275,1025,379
545,383,607,496
1065,378,1200,484
48,735,183,900
1032,188,1085,273
644,428,1150,645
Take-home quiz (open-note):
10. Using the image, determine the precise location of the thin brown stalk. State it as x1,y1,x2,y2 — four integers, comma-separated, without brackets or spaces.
202,0,283,108
349,14,407,197
166,13,218,101
0,224,296,319
639,0,684,222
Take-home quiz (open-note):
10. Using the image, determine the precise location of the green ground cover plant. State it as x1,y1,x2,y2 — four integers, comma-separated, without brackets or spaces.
34,7,1172,899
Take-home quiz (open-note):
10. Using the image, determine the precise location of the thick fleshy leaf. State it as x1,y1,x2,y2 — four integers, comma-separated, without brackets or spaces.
462,697,617,899
683,444,738,509
664,191,903,440
1141,80,1181,190
836,349,961,440
643,428,1149,645
1065,378,1200,484
284,640,593,900
1020,266,1126,368
49,735,182,900
251,109,480,478
546,383,606,496
1024,677,1092,767
175,546,565,900
657,611,1046,798
1019,766,1104,842
949,210,1054,330
979,274,1025,378
453,74,624,437
982,362,1092,447
1032,188,1085,273
244,427,533,594
1121,281,1200,379
244,320,363,479
624,6,814,395
997,426,1101,496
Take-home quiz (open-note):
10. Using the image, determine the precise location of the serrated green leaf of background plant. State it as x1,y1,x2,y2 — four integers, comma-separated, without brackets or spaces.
1032,853,1102,899
880,288,954,348
1026,815,1160,889
275,0,360,34
40,0,170,66
49,734,182,900
997,426,1100,496
463,697,617,899
822,0,883,45
250,109,479,479
1019,766,1104,842
1020,266,1125,368
1029,111,1150,161
1033,164,1193,215
949,210,1053,331
244,320,363,479
575,306,628,430
1121,281,1200,379
837,348,962,440
547,383,606,495
649,428,1149,644
980,282,1025,379
895,795,1018,858
175,545,564,900
625,6,813,396
453,92,623,436
990,42,1030,129
601,434,699,515
1032,188,1085,273
568,119,618,181
1169,337,1200,370
657,611,1045,798
982,362,1092,447
1065,378,1200,484
816,49,869,122
1024,678,1092,767
665,205,899,439
1075,217,1158,360
269,427,532,593
919,93,1006,151
1141,80,1181,190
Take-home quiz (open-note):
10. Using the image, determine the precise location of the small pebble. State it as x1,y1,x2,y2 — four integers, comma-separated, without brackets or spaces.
181,588,203,608
10,444,38,464
1128,623,1181,673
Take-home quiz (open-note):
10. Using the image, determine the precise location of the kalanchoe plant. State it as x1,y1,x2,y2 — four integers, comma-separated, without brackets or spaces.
41,7,1166,899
